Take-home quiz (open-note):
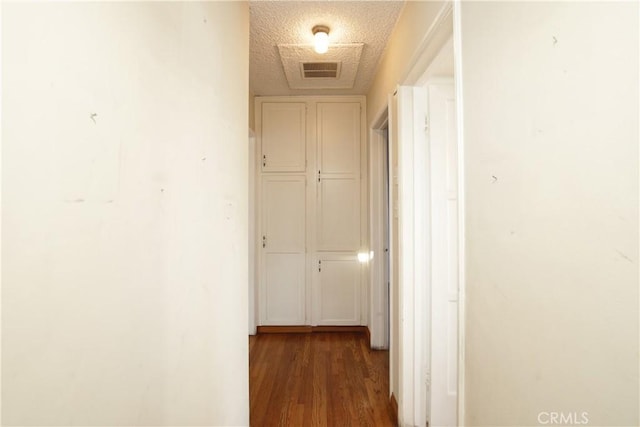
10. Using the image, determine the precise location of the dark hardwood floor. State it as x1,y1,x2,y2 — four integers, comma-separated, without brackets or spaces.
249,332,396,427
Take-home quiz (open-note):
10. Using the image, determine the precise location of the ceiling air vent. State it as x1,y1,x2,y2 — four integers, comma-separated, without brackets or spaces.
301,62,341,79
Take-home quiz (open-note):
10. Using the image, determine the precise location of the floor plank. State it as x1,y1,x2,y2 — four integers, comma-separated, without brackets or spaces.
250,332,396,427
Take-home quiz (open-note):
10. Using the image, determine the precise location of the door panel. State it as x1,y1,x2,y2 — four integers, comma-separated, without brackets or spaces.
265,253,305,324
317,103,360,175
260,175,306,325
316,255,360,325
263,177,305,251
316,177,360,251
261,103,306,172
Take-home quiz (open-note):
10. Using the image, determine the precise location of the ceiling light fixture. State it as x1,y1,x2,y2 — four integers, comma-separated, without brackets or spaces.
312,25,330,54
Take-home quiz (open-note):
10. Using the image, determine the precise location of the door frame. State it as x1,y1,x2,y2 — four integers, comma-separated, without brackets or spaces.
249,128,257,335
422,79,459,427
369,111,391,350
453,2,467,422
396,85,429,426
366,1,467,425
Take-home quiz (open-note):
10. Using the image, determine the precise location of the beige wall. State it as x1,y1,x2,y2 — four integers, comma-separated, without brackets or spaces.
249,89,256,131
460,2,639,425
2,2,249,425
366,0,446,124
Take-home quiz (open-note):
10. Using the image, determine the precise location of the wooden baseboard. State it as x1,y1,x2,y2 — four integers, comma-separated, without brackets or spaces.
257,325,369,335
257,326,312,334
312,326,368,334
390,393,398,425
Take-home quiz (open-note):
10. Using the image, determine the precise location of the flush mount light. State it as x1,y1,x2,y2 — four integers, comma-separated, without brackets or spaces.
312,25,330,54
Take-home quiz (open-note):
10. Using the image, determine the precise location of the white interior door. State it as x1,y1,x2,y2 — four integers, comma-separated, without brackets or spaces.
427,81,458,427
260,175,306,325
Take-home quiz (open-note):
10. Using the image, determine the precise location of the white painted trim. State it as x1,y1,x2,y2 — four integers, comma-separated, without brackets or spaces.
368,125,390,349
254,95,367,104
424,80,459,427
416,37,455,88
402,1,454,86
388,92,399,409
453,0,467,424
249,130,257,335
394,87,410,427
396,84,433,427
0,3,4,423
360,98,369,328
397,86,417,426
411,85,430,427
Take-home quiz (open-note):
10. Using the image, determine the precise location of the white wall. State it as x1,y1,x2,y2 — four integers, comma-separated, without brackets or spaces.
2,2,249,425
459,2,639,426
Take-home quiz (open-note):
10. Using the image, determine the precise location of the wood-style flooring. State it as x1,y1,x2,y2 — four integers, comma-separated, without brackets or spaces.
249,332,396,427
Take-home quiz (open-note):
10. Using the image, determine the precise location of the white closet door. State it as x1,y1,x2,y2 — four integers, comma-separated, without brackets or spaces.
261,103,306,172
260,175,306,325
316,102,361,250
314,102,362,325
315,254,361,325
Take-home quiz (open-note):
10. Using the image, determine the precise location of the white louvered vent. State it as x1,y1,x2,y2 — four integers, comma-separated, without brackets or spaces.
278,44,362,89
301,62,341,79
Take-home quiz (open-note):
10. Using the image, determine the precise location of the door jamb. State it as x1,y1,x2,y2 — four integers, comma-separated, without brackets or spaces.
249,128,257,335
453,2,467,423
369,110,390,350
389,2,466,426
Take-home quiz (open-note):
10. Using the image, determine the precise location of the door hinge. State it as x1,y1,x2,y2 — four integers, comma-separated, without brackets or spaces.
318,260,322,272
424,114,430,131
262,235,267,248
262,154,267,168
317,170,321,183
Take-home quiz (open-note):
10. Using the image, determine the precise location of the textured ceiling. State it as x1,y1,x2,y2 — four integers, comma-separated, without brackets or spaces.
250,1,405,96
